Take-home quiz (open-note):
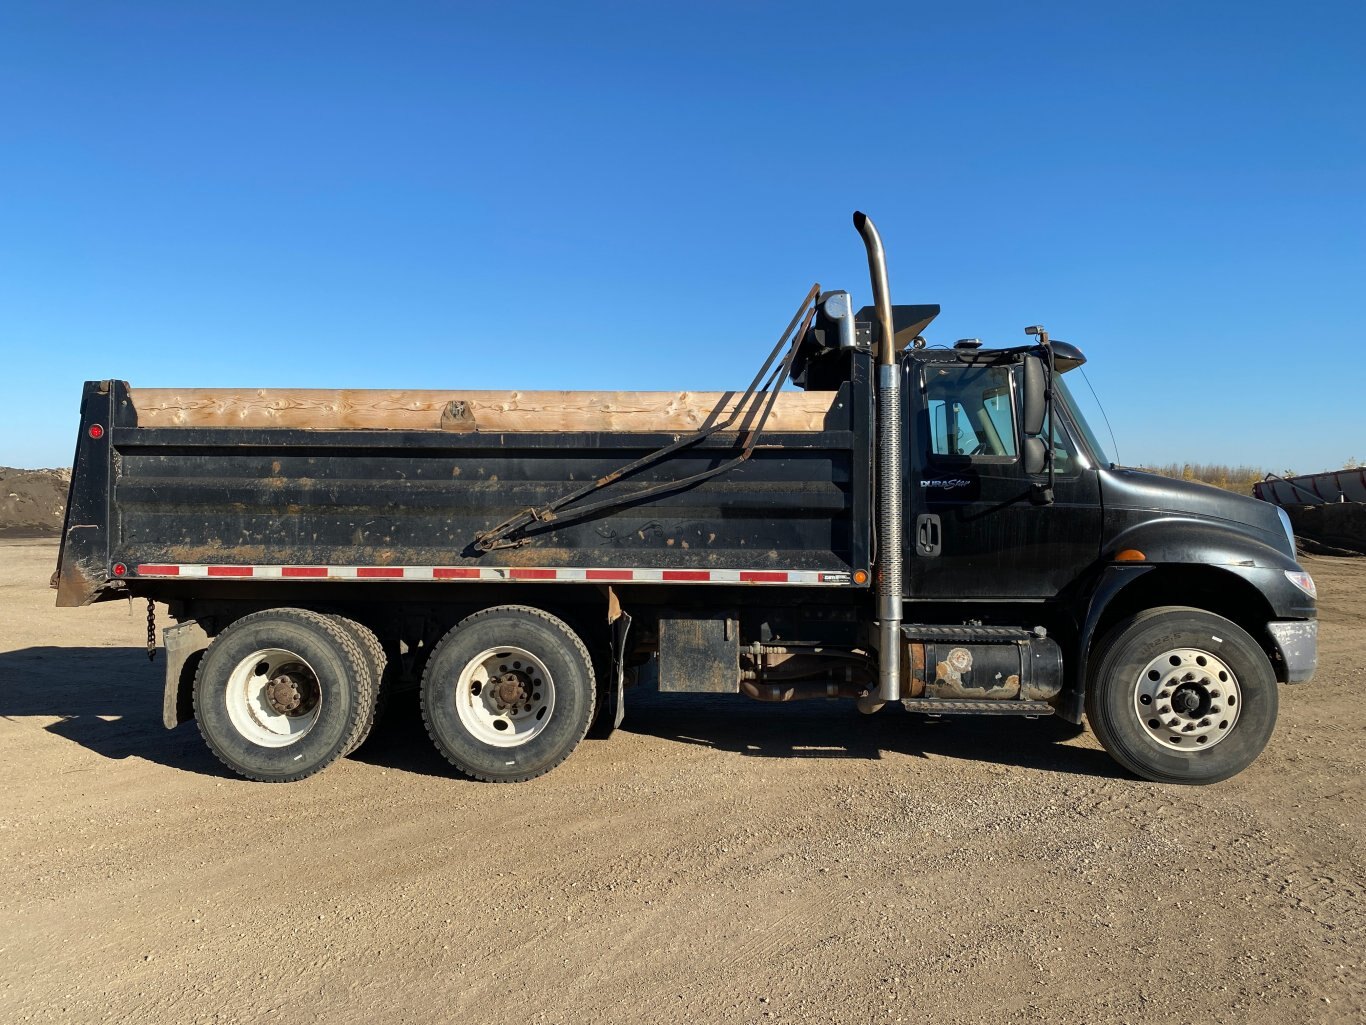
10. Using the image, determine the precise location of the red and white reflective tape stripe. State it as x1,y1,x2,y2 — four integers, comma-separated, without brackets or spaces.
131,564,854,585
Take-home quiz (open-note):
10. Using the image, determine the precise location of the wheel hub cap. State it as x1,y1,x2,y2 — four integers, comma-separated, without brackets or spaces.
1171,685,1207,717
493,672,529,710
264,670,318,716
267,674,300,713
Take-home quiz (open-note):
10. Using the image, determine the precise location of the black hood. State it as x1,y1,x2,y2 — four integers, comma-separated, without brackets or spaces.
1101,468,1294,559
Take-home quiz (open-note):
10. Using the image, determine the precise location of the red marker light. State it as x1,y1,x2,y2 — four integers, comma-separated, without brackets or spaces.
88,424,105,439
112,563,127,577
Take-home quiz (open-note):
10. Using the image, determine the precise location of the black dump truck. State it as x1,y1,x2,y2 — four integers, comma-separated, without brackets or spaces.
54,213,1318,786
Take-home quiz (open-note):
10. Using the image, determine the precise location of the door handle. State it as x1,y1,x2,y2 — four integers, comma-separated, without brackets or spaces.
916,513,941,557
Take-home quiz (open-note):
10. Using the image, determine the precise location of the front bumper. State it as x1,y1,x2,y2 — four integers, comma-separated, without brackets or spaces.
1267,620,1318,684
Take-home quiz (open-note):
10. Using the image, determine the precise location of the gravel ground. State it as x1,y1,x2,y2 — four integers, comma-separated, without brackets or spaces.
2,538,1362,1024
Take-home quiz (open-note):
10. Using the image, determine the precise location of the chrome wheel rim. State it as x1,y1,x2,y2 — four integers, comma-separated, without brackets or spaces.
225,647,322,748
1133,647,1241,751
454,646,555,748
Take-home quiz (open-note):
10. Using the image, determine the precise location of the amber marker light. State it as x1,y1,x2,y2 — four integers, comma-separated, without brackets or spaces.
1115,549,1146,562
853,569,870,584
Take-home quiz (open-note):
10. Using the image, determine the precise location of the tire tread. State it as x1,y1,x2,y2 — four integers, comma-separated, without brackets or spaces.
328,614,387,755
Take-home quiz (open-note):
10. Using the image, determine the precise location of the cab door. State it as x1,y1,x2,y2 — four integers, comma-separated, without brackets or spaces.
904,358,1101,599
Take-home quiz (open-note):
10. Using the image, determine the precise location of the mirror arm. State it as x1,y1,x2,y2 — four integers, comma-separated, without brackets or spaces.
1045,341,1056,499
1026,333,1057,506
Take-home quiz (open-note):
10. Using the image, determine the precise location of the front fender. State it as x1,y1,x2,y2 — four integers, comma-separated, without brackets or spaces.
1107,518,1314,619
1108,517,1292,569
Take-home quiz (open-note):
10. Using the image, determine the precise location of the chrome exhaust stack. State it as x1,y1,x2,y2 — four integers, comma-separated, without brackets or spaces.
852,211,903,713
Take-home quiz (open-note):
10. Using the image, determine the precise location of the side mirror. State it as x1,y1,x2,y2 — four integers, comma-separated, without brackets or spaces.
1022,355,1046,436
1023,436,1047,475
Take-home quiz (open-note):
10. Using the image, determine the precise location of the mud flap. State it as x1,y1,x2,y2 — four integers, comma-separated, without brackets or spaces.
162,620,209,728
606,611,632,732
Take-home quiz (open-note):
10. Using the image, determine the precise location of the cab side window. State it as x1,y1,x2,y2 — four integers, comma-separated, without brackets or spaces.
925,365,1018,460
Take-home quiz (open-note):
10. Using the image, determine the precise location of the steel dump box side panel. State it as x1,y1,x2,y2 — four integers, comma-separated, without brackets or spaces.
77,371,871,592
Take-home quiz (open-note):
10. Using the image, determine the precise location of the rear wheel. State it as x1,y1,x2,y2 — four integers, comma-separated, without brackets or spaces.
421,605,595,782
1086,607,1277,785
193,608,373,782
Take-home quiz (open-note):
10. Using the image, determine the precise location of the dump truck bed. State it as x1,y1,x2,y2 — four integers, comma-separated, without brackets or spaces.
55,374,872,605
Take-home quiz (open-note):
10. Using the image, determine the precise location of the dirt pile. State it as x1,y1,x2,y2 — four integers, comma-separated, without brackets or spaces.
0,467,70,537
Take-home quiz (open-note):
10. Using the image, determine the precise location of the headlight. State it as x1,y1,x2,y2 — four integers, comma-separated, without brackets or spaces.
1276,506,1296,554
1285,570,1317,600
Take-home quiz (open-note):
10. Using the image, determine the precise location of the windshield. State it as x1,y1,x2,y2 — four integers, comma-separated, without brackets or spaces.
1054,373,1112,467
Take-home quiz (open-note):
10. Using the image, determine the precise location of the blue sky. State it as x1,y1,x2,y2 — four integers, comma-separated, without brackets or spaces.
1,2,1362,472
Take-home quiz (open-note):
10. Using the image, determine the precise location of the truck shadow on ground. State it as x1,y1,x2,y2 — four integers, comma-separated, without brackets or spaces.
0,647,1123,781
0,645,230,776
0,645,451,780
619,687,1125,779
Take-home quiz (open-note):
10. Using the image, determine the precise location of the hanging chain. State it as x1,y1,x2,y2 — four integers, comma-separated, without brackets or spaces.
146,599,158,661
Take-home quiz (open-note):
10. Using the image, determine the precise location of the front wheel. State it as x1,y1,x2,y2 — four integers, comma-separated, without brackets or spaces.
421,605,595,782
1087,607,1278,785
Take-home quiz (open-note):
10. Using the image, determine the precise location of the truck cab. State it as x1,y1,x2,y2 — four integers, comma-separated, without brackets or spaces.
894,334,1315,678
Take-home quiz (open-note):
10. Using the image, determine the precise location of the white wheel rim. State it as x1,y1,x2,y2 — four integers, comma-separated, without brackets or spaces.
453,646,555,748
225,647,323,748
1132,647,1242,752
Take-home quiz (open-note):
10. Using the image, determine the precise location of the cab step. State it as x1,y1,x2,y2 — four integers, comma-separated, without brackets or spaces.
901,624,1044,643
901,698,1056,717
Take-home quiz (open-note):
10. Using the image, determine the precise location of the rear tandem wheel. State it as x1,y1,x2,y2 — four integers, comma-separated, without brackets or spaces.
193,608,376,782
421,605,596,783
